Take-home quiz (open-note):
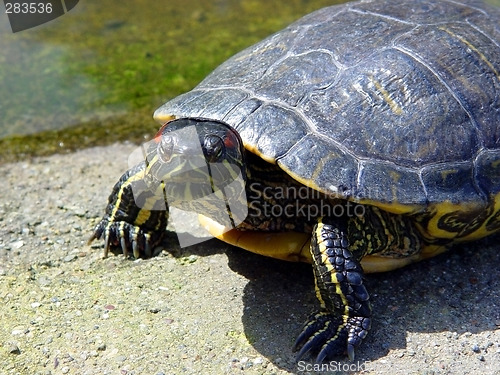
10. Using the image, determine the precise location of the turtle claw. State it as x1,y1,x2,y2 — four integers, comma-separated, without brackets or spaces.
347,343,355,362
103,235,111,258
132,239,138,259
89,218,163,258
120,236,129,257
294,311,371,363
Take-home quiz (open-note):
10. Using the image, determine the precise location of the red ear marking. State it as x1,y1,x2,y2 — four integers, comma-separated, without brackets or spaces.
154,122,171,144
224,129,238,148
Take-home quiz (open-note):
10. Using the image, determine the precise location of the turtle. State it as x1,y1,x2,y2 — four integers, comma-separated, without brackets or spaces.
89,0,500,362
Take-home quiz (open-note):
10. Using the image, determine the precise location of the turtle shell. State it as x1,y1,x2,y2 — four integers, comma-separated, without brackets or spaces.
154,0,500,220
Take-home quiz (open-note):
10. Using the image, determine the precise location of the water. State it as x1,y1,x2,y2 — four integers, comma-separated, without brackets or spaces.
0,0,338,160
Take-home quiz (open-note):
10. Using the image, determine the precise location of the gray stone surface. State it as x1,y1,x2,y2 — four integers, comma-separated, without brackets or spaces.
1,144,499,374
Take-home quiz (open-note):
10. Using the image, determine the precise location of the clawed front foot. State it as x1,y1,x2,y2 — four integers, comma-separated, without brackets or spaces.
88,218,165,258
89,162,169,258
294,311,371,362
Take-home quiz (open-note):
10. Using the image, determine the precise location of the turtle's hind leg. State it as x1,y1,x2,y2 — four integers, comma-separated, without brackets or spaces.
293,216,371,362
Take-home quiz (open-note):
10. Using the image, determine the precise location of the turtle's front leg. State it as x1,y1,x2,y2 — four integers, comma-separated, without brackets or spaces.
294,216,371,362
88,163,169,258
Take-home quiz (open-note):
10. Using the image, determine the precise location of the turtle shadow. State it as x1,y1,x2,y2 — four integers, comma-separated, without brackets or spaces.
224,235,500,371
130,230,499,371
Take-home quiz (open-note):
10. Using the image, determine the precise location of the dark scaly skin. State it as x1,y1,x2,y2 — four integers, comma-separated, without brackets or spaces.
88,163,168,258
294,216,371,362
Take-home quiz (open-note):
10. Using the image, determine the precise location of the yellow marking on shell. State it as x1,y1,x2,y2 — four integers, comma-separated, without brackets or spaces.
153,112,177,123
389,170,401,183
388,170,402,205
246,137,421,215
369,76,403,115
276,158,350,201
439,27,500,82
357,198,421,215
244,144,277,164
423,199,486,240
309,152,341,189
454,191,500,241
440,169,458,181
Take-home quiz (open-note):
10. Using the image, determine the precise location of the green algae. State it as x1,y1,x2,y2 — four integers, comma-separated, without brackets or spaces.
0,0,341,163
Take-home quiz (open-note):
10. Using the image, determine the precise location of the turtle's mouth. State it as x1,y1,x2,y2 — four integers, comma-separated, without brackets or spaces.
164,180,217,203
145,159,247,223
145,156,243,204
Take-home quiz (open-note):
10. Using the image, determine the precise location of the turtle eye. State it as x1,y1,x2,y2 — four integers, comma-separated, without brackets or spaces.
158,134,176,163
203,134,224,163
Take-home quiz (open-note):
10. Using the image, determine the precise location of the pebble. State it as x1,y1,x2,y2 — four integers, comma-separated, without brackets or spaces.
471,344,480,353
37,276,52,286
72,207,87,217
8,343,21,355
11,240,24,249
11,327,25,335
63,254,77,263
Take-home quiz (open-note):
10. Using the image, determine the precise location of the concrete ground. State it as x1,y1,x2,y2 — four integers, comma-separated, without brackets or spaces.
1,144,499,374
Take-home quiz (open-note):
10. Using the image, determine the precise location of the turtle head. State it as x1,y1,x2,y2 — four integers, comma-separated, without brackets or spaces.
144,118,247,221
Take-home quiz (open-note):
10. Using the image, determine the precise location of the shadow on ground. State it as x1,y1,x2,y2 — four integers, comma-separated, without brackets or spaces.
217,235,500,369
